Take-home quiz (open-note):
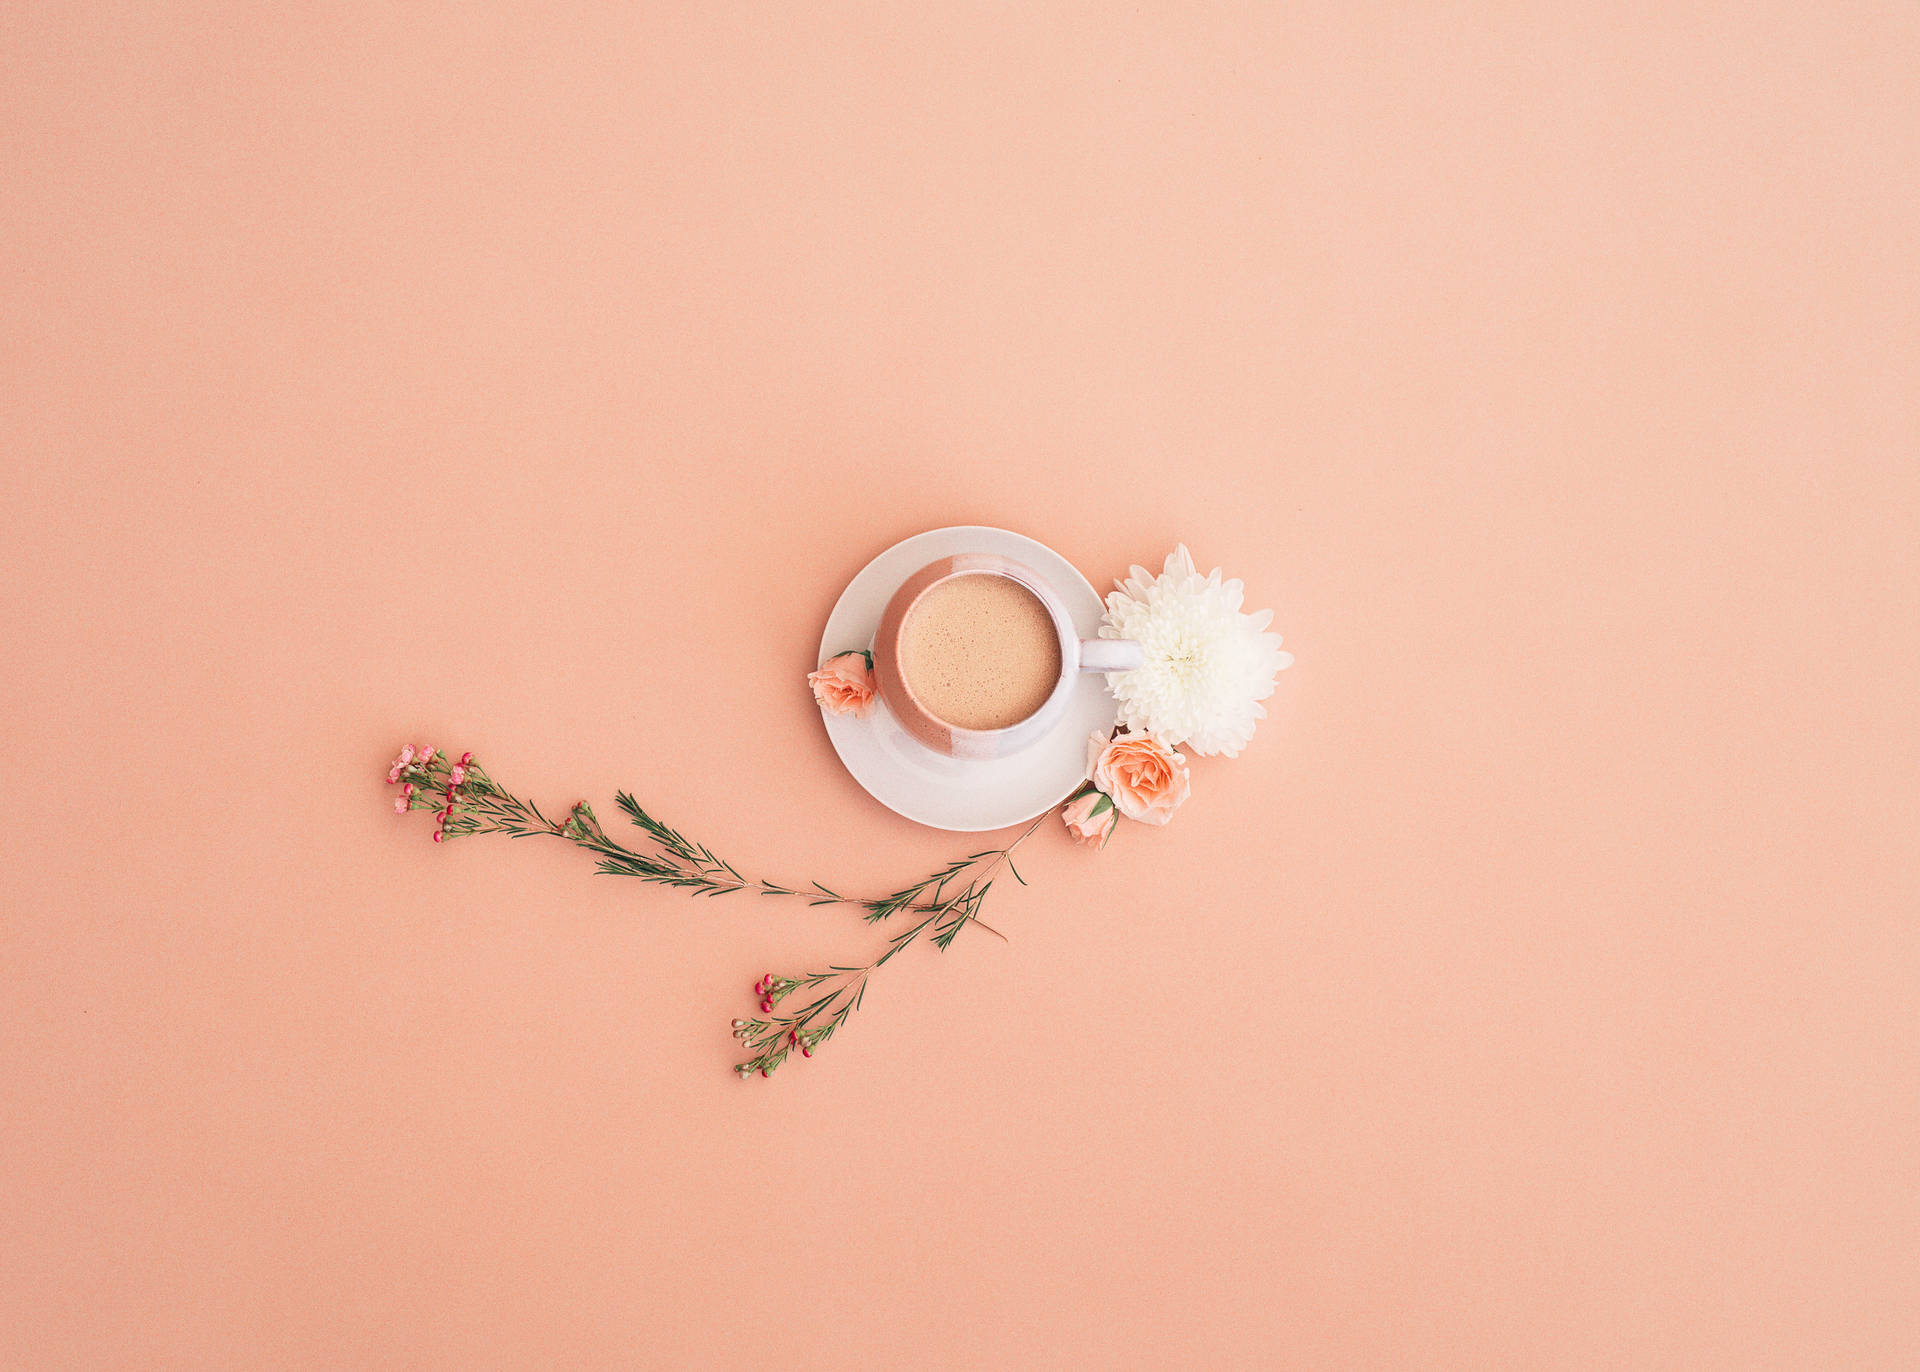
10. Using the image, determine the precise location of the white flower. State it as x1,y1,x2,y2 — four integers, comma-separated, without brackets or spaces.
1098,545,1292,757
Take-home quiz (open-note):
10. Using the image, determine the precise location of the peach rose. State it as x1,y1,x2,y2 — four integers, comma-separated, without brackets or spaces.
809,650,876,718
1088,730,1190,826
1060,789,1118,847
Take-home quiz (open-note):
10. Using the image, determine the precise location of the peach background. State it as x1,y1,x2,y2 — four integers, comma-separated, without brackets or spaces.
4,3,1916,1368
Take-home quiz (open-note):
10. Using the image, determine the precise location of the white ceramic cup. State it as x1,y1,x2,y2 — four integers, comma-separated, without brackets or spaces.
872,552,1143,760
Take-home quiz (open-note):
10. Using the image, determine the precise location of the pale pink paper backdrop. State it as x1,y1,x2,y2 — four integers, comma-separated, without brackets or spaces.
3,3,1916,1368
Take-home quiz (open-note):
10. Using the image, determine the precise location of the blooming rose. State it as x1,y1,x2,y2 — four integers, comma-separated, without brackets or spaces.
1060,789,1118,847
809,651,877,718
1087,730,1190,825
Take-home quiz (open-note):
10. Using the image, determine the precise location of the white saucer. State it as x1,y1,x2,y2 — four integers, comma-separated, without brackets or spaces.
817,526,1119,832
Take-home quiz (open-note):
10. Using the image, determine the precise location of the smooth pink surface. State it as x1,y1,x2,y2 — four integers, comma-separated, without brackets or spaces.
4,4,1916,1368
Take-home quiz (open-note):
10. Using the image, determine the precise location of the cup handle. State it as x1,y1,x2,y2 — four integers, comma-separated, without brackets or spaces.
1079,638,1145,673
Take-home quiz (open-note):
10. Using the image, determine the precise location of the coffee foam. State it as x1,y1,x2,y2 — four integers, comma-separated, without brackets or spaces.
898,574,1061,731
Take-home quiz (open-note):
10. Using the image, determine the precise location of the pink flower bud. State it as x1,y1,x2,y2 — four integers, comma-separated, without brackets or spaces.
800,1047,811,1058
403,783,415,796
809,652,878,719
449,765,466,786
440,805,454,819
418,747,436,764
458,752,473,767
1061,788,1120,847
393,797,409,814
431,829,445,843
759,999,772,1013
759,1069,770,1078
386,768,402,784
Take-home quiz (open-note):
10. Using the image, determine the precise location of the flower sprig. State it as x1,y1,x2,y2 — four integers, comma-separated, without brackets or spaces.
383,743,1020,1077
728,816,1040,1078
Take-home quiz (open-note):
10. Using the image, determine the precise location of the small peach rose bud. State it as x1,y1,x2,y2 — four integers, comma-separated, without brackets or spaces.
1060,789,1119,847
808,651,877,719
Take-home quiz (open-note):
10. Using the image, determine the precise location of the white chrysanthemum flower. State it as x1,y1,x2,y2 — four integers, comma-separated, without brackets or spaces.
1098,545,1292,757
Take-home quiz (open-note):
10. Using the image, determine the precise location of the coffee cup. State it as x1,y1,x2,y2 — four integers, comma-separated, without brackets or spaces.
872,554,1144,759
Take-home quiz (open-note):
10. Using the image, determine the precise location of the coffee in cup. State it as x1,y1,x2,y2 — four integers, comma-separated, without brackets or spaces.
872,554,1144,759
897,573,1063,731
